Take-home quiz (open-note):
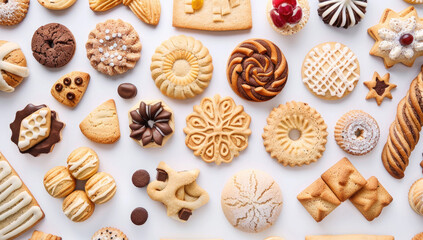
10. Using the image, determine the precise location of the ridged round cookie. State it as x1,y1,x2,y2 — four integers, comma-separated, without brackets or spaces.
86,19,142,76
0,0,29,25
128,100,175,148
335,110,379,156
227,39,288,102
0,40,29,93
37,0,77,10
318,0,367,29
85,172,116,204
151,35,213,99
67,147,99,180
91,227,128,240
43,166,76,198
263,101,328,167
413,233,423,240
409,178,423,216
266,0,310,35
302,42,360,100
404,0,423,4
62,190,95,222
221,169,283,233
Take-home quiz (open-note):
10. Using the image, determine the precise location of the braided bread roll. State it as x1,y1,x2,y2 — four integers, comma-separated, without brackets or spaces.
227,39,288,102
382,67,423,179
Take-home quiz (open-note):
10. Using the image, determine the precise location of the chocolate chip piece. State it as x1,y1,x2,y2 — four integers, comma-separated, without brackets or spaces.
55,83,63,92
118,83,137,99
66,92,75,100
156,169,168,182
178,208,192,221
63,78,71,86
131,207,148,225
132,169,150,188
74,77,83,85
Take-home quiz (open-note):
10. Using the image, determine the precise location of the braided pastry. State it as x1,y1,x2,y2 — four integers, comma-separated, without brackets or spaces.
382,67,423,179
227,38,288,102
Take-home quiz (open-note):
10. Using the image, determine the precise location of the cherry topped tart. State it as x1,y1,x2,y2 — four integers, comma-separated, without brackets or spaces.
270,0,303,28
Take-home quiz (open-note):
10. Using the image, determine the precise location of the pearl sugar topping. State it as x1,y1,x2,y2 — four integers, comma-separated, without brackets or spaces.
98,28,126,66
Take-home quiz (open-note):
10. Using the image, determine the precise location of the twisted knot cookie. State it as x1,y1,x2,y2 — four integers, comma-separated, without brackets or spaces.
151,35,213,99
86,19,142,76
90,0,160,25
221,169,283,233
334,110,380,156
184,95,251,165
0,0,29,25
0,40,29,93
147,162,209,222
382,67,423,179
263,101,328,167
302,42,360,100
37,0,76,10
227,38,288,102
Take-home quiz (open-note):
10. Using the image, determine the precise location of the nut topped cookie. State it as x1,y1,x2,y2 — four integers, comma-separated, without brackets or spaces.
51,71,90,108
0,40,29,93
86,19,142,76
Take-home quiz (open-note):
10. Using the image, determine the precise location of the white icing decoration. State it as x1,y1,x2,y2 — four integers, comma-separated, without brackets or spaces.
99,48,103,53
18,109,49,150
99,39,104,44
96,29,127,66
105,29,110,34
87,176,115,202
63,196,89,221
105,36,110,41
122,45,127,50
68,152,98,178
303,43,359,98
112,33,116,38
0,42,29,92
0,206,43,239
45,171,72,195
378,16,423,60
109,63,114,67
109,46,114,50
318,0,367,28
117,55,122,60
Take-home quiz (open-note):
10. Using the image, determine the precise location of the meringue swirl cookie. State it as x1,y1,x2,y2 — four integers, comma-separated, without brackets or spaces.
85,172,116,204
43,166,76,198
221,169,283,233
91,227,128,240
302,42,360,100
62,190,95,222
0,40,29,93
334,110,380,156
86,19,142,76
37,0,76,10
409,178,423,216
151,35,213,99
0,0,29,25
128,100,175,148
67,147,100,180
267,0,310,35
227,39,288,102
318,0,367,29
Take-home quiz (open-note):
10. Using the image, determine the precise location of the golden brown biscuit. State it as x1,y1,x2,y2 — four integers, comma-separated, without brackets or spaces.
409,178,423,215
43,166,76,198
413,233,423,240
321,157,367,202
363,72,396,106
297,178,341,222
350,176,393,221
62,190,95,222
37,0,77,10
0,41,29,92
85,172,116,204
67,147,100,180
30,230,62,240
51,72,90,108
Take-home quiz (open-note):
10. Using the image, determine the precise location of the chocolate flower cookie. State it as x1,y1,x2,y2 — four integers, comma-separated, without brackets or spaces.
318,0,367,29
128,100,174,148
227,38,288,102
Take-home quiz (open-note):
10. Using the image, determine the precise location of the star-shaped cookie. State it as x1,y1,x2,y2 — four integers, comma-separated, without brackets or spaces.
368,7,423,68
364,72,396,106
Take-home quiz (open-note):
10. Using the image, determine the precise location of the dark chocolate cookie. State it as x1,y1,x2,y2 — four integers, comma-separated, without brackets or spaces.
31,23,76,68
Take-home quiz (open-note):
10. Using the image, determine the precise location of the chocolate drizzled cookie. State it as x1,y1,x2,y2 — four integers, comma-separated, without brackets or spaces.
318,0,367,29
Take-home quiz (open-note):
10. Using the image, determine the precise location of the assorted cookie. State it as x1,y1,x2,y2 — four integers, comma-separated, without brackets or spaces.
0,0,29,25
91,227,128,240
302,42,360,100
51,71,90,108
128,100,174,148
227,38,288,102
147,162,209,222
62,190,95,222
267,0,310,35
31,23,76,68
37,0,77,10
368,6,423,68
151,35,213,100
85,172,117,204
184,95,251,165
263,101,327,167
43,166,76,198
30,230,62,240
363,72,396,106
172,0,252,31
221,169,283,233
80,99,121,144
0,152,45,240
318,0,367,29
86,19,142,76
10,104,65,156
409,178,423,216
0,40,29,93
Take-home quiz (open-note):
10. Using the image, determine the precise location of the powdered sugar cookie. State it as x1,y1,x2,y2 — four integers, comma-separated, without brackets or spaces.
0,0,29,25
302,42,360,100
86,19,142,76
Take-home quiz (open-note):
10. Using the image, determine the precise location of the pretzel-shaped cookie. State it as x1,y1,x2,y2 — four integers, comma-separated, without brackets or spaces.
147,162,209,222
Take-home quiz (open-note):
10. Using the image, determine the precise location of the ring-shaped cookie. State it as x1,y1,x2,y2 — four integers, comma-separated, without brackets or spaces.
151,35,213,100
263,101,328,167
0,0,29,26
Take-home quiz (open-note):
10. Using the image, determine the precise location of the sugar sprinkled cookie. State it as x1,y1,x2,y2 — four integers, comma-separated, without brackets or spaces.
0,0,29,25
302,42,360,100
51,71,90,108
0,40,29,93
86,19,142,76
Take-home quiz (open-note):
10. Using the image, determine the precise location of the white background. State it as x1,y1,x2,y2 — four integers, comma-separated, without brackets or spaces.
0,0,423,239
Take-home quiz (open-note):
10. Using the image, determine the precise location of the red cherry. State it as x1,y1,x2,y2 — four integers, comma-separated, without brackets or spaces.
400,33,414,46
287,6,302,24
270,9,286,28
282,0,297,8
278,3,293,16
272,0,284,8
